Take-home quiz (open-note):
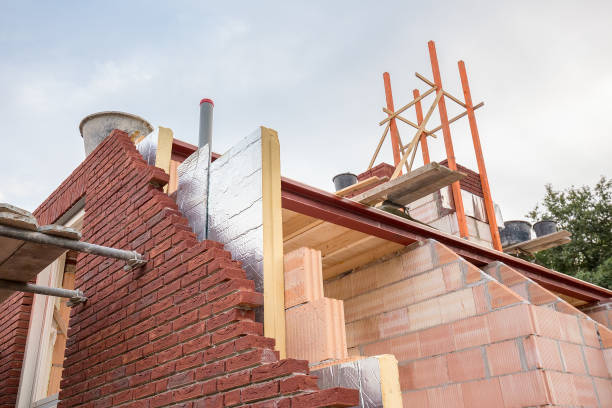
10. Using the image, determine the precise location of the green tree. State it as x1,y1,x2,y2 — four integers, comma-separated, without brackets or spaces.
527,176,612,289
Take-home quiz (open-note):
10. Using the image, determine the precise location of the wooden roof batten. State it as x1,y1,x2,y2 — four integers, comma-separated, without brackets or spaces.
0,203,147,305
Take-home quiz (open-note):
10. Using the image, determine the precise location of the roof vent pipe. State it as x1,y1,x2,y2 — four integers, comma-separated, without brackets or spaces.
199,99,214,148
79,111,153,156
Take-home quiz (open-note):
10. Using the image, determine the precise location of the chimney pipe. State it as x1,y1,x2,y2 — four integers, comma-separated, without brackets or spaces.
198,99,214,148
79,111,153,156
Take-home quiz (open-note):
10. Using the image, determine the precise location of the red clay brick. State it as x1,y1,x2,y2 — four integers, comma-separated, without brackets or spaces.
447,348,485,382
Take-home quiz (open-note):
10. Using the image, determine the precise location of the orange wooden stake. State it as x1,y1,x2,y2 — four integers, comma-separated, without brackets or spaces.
413,89,430,164
458,60,503,250
383,72,402,168
428,40,469,239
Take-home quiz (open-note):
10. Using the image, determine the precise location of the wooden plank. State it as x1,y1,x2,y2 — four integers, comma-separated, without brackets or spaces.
379,86,436,126
415,72,467,108
38,225,81,240
261,126,286,359
323,240,403,280
368,122,390,170
0,212,38,231
282,210,324,242
0,237,23,265
284,221,349,254
504,230,571,254
0,203,33,218
156,126,174,193
335,176,388,197
391,90,443,179
0,241,66,283
351,162,465,206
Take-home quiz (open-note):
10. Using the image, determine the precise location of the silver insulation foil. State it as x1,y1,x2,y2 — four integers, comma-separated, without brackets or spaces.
208,129,264,294
135,129,158,166
176,144,210,240
313,357,383,408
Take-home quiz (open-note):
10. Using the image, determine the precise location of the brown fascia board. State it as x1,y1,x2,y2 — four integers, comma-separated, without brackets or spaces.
172,140,612,303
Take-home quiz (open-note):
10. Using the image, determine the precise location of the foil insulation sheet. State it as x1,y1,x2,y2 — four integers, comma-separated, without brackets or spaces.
135,129,158,166
176,144,210,240
313,357,383,408
208,129,264,295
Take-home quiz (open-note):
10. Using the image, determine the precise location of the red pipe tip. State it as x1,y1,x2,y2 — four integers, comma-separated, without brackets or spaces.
200,98,214,107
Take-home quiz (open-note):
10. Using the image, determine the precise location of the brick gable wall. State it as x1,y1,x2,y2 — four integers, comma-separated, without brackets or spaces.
2,130,358,407
0,291,33,408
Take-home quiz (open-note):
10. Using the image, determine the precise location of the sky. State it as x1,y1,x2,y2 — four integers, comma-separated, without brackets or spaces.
1,1,611,222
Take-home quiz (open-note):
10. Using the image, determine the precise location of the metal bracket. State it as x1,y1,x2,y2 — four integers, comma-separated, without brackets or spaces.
123,252,147,271
66,289,87,307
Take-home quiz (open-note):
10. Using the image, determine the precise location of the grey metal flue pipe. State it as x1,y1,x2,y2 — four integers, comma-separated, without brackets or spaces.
0,279,86,302
198,98,214,148
0,224,145,267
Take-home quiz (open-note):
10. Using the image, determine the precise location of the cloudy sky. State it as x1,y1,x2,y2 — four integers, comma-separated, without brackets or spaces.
1,1,611,222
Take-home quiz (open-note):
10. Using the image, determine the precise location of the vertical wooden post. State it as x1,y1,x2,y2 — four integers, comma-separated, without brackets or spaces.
413,89,430,164
428,40,469,238
383,72,402,168
458,60,503,250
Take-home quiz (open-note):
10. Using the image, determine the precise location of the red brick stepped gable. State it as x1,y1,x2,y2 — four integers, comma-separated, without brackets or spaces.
25,130,359,407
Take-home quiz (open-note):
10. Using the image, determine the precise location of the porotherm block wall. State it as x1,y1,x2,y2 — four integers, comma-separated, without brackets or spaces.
5,131,359,407
324,239,612,407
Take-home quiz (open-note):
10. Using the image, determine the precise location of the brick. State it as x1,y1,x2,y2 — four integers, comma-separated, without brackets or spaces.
426,384,464,408
401,355,448,389
461,378,504,408
584,346,609,377
362,332,420,363
487,304,534,342
452,315,490,350
560,341,587,374
419,324,454,357
283,247,324,308
498,370,549,407
573,374,599,407
290,387,359,408
487,281,523,309
447,347,485,382
530,305,562,339
279,375,318,394
241,381,279,402
285,297,347,363
486,340,522,376
545,371,577,406
527,283,557,305
523,336,563,371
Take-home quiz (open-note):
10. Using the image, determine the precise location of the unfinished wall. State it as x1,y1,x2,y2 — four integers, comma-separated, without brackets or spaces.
16,130,359,407
582,302,612,330
324,239,612,407
0,291,33,408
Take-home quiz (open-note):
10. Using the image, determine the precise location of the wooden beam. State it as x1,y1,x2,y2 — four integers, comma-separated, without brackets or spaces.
379,86,436,126
415,72,467,108
336,176,388,197
391,90,442,180
368,123,390,170
458,60,502,251
155,126,174,193
383,73,402,168
428,40,469,239
427,102,484,134
261,127,286,358
414,89,430,165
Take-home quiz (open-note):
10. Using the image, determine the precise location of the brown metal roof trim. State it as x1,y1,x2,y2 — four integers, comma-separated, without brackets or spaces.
171,139,611,302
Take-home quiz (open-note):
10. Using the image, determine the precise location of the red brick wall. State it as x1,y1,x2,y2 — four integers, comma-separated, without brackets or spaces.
440,159,483,198
20,130,358,407
324,239,612,407
0,291,33,408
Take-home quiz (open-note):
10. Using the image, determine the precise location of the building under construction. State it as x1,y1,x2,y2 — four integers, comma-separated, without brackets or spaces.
1,41,611,407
